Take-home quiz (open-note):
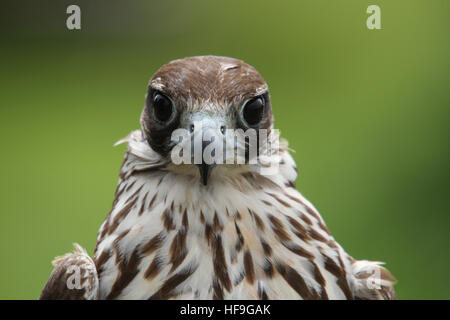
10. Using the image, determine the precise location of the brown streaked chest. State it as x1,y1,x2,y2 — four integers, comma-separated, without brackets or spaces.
94,166,345,300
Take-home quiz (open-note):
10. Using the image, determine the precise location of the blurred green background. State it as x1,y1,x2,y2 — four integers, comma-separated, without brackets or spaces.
1,0,449,299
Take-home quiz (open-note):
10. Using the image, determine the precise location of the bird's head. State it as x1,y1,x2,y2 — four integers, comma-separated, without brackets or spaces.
140,56,276,186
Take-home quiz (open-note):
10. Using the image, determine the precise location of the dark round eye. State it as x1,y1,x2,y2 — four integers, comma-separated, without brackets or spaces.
242,96,265,126
152,92,174,122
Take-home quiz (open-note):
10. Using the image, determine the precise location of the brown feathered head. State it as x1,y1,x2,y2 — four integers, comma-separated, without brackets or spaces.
140,56,274,185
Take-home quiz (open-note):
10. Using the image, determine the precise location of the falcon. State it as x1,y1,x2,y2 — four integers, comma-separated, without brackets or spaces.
40,56,396,300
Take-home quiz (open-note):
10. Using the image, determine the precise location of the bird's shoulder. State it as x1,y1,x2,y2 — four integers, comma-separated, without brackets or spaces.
40,244,99,300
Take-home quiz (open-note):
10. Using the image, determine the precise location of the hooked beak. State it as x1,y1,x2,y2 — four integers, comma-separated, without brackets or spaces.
198,162,216,186
187,116,226,186
197,133,218,186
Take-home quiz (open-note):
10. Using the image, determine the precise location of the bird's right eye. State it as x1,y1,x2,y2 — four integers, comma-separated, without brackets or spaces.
152,92,174,123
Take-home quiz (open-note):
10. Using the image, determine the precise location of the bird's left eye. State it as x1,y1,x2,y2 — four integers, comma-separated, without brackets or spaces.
242,96,265,126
